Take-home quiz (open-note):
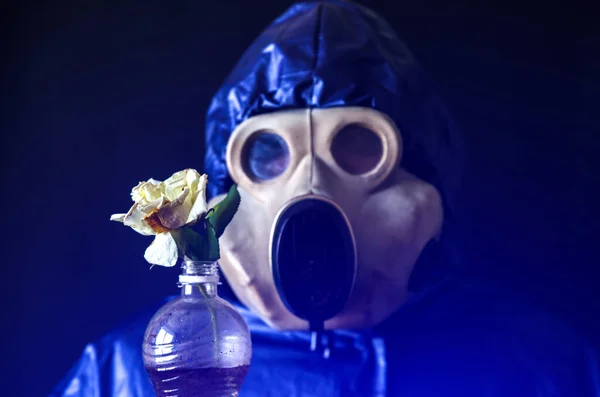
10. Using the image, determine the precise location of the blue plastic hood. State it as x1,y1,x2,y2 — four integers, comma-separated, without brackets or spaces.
204,0,462,210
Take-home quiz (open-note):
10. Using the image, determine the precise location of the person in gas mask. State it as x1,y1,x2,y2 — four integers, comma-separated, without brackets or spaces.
51,1,600,396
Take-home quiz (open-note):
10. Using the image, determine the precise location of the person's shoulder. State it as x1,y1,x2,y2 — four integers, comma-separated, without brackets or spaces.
441,278,589,341
459,279,600,395
386,277,600,396
402,277,595,351
398,277,580,332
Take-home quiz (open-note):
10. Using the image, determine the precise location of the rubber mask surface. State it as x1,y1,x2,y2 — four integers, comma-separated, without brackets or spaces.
210,106,444,330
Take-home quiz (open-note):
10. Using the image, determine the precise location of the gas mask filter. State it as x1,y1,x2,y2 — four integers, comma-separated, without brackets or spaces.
271,194,356,350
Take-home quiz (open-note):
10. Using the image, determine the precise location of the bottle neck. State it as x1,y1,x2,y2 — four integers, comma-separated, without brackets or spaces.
179,260,220,298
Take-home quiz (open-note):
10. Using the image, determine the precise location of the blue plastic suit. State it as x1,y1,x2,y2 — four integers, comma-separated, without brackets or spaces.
52,279,600,397
51,1,600,396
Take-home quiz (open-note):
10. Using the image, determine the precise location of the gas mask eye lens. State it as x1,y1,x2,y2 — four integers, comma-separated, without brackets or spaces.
242,131,290,181
331,124,383,175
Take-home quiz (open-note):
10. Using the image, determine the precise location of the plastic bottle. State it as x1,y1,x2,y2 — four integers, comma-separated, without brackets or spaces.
143,260,252,397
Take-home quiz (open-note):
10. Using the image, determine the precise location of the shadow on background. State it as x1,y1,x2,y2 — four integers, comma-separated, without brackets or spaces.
2,1,598,396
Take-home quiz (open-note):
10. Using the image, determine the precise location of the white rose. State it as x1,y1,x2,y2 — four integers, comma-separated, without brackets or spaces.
110,169,208,267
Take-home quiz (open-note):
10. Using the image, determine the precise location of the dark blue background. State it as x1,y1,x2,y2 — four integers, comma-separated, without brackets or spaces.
3,1,598,396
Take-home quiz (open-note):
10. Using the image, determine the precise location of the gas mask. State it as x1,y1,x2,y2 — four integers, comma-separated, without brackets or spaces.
208,106,444,331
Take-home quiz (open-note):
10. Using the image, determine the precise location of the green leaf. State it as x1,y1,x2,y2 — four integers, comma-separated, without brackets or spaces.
179,225,220,262
179,185,239,262
205,220,220,261
206,184,241,238
179,227,202,261
179,227,207,261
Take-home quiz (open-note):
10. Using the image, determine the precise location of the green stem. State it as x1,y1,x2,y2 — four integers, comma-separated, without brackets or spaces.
177,225,221,363
196,284,219,363
182,249,220,364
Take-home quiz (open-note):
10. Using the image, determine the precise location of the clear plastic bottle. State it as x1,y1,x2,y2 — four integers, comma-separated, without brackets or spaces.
143,260,252,397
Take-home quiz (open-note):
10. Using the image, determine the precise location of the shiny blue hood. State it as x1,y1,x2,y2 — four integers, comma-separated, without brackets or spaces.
204,0,463,213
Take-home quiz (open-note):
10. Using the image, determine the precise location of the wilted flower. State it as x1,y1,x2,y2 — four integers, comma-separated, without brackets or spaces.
110,169,208,267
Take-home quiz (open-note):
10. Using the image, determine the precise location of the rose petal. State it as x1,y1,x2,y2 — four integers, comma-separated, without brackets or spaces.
143,210,171,233
165,170,186,185
123,203,156,236
157,187,191,229
130,182,145,202
164,171,187,201
110,213,127,222
185,169,202,192
186,174,208,224
120,170,209,233
144,181,164,202
144,232,179,267
186,193,208,224
132,179,164,204
138,196,167,215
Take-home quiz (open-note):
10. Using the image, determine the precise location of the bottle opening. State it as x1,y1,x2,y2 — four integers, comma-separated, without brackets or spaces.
179,260,220,285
